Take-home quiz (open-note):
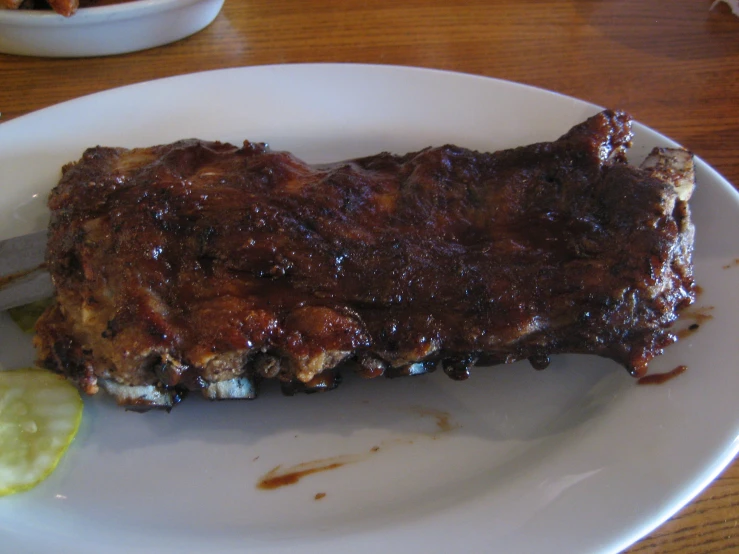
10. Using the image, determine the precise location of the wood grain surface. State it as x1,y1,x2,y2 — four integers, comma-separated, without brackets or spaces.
1,1,737,551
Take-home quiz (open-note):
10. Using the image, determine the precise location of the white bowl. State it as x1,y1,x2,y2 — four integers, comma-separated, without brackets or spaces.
0,0,225,58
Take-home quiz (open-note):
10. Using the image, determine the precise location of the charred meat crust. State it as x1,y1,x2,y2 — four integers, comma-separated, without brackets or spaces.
34,110,696,408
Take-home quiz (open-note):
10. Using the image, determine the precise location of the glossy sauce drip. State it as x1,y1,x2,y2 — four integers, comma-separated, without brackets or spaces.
257,452,374,490
257,406,459,491
258,461,348,490
722,259,739,270
683,305,714,325
638,365,687,385
676,324,701,340
675,302,713,340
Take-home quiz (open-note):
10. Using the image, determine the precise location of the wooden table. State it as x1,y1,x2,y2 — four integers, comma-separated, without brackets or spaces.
1,1,737,551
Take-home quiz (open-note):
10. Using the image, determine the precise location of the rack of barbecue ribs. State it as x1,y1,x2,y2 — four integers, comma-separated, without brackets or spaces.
34,110,696,409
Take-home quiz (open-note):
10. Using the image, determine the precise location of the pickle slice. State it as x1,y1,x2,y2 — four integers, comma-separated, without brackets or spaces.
0,368,82,496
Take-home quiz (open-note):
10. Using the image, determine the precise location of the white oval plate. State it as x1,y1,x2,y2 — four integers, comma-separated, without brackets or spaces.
0,0,224,57
0,64,738,554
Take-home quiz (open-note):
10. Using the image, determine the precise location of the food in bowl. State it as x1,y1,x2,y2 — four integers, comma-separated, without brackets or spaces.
1,0,137,17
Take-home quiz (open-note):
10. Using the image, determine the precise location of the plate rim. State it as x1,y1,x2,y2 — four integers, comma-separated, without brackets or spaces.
0,63,738,554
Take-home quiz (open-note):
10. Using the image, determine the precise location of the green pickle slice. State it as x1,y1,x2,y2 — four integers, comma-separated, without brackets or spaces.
0,368,82,496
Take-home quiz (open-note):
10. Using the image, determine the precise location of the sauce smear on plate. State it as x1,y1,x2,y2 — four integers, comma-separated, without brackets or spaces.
638,365,688,385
